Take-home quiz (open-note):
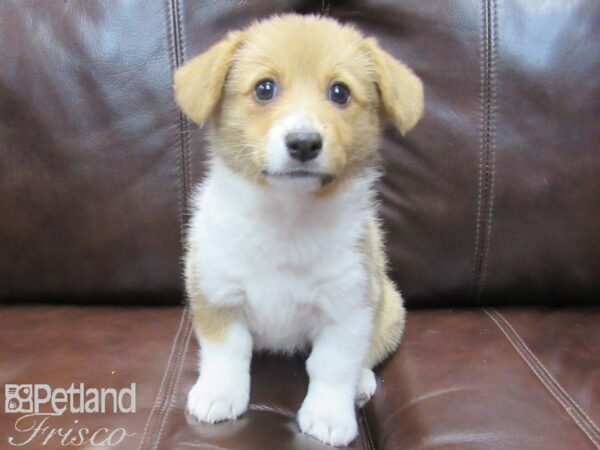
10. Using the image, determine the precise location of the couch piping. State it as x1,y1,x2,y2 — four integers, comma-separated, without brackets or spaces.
360,408,377,450
470,0,497,302
154,316,194,449
180,442,231,449
166,0,191,240
176,0,193,207
484,308,600,448
138,307,191,450
136,1,193,448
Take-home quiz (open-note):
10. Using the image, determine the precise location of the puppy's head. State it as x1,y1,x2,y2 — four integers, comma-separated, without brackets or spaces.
174,15,423,192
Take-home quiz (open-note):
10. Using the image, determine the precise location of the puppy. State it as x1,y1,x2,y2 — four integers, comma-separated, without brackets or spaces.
173,14,423,447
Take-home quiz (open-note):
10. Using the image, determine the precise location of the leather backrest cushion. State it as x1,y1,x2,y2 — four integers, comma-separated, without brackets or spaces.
1,1,598,306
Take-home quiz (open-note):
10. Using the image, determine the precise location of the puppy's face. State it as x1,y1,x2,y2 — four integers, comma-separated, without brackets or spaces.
174,15,423,192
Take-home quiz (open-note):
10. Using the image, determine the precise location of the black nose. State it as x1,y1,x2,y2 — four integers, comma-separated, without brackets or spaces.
285,131,322,162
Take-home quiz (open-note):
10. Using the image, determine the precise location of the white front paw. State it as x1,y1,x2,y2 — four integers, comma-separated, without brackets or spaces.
186,374,249,423
298,392,357,447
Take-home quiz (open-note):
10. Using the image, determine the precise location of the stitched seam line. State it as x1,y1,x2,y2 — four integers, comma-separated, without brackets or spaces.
487,309,600,437
154,318,194,449
142,3,193,448
165,0,184,241
137,307,190,450
152,3,193,448
360,408,377,450
478,0,497,299
147,312,192,450
470,0,497,302
469,0,487,300
176,0,192,197
484,308,600,448
359,416,370,450
166,0,190,240
249,403,295,419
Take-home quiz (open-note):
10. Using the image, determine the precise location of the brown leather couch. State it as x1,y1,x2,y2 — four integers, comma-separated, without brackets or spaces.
1,1,598,449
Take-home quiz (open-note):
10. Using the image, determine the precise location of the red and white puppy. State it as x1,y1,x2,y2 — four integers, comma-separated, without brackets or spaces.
174,14,423,447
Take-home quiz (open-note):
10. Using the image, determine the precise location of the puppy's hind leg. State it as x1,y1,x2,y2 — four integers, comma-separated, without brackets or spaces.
367,276,406,368
356,367,377,407
356,277,406,407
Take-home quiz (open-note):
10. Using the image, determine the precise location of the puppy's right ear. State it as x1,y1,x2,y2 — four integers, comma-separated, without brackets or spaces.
173,31,243,126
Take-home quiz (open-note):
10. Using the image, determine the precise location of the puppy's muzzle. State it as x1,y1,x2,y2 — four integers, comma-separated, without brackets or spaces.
285,131,322,162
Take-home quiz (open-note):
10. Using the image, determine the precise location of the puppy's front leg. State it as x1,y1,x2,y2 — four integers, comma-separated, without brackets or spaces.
298,312,372,446
187,310,252,423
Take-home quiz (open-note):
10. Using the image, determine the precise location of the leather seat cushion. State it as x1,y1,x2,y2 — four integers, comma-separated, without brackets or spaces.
1,306,598,449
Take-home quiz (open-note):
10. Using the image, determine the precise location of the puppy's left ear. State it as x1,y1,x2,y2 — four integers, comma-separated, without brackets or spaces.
364,38,424,135
173,31,244,126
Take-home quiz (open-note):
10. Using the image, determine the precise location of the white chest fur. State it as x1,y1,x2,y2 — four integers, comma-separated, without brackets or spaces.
187,159,376,351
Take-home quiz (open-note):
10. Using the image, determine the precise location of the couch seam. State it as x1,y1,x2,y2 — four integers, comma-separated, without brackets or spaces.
140,3,193,448
360,408,376,450
154,316,194,449
469,0,486,300
165,0,183,242
176,0,192,198
144,2,194,448
470,0,497,303
484,308,600,448
479,0,497,299
248,403,296,419
149,316,192,450
137,307,190,450
166,0,190,241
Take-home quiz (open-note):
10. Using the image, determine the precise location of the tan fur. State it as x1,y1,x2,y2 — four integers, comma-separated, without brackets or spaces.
173,15,423,186
362,38,424,135
173,31,244,127
362,219,406,367
184,244,237,342
174,14,421,358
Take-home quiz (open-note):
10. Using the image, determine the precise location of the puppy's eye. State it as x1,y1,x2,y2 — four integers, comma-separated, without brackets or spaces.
329,82,351,105
254,79,277,102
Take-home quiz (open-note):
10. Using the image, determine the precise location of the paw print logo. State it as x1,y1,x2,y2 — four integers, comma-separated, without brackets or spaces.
4,384,33,413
